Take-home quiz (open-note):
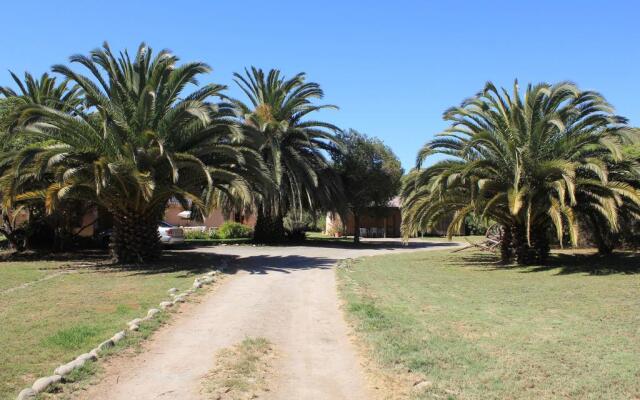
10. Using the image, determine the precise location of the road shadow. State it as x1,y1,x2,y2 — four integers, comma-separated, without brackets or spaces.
525,252,640,275
0,240,460,277
455,251,640,275
179,240,459,275
91,250,239,277
223,254,336,275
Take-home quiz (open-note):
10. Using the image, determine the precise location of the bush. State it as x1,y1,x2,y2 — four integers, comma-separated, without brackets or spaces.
464,214,491,236
285,227,307,242
184,229,214,240
283,210,326,241
217,222,252,239
284,210,323,232
314,214,326,232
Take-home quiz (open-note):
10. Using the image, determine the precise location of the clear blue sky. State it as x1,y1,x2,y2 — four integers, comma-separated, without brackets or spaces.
2,0,638,169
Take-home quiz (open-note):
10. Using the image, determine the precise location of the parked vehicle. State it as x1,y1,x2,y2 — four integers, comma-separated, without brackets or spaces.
98,222,185,247
158,221,185,244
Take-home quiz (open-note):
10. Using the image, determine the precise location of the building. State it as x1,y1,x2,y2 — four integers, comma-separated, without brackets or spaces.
164,202,256,229
325,197,402,238
6,202,255,240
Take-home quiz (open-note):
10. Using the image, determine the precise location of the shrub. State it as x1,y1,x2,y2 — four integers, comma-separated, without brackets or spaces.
464,214,492,236
314,214,326,232
284,210,320,232
285,227,307,242
217,222,252,239
184,229,213,240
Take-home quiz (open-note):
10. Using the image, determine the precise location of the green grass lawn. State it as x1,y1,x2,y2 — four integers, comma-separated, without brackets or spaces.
305,231,354,243
0,252,220,399
337,249,640,400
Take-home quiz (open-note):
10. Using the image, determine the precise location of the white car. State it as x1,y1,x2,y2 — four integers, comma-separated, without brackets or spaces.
158,221,185,244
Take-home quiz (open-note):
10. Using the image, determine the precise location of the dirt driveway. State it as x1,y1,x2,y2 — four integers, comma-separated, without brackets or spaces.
79,239,460,400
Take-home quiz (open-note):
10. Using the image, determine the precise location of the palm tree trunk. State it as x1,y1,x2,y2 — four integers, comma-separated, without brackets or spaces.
111,208,161,264
253,208,285,243
511,224,533,265
589,215,617,255
531,225,550,264
499,224,512,264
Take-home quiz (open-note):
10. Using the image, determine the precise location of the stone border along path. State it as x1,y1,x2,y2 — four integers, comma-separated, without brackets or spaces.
15,264,226,400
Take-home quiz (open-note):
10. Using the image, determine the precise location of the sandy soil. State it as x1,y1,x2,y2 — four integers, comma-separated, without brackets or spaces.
75,239,460,400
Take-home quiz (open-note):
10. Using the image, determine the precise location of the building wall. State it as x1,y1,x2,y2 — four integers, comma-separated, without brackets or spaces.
164,203,256,228
8,207,97,237
326,208,402,237
74,207,97,237
5,203,255,241
10,209,29,228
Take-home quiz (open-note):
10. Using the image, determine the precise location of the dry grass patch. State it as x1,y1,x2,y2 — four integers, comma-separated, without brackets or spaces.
201,337,276,400
0,251,224,399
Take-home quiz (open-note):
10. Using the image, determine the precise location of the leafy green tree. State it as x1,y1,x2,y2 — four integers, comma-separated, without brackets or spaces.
623,141,640,160
231,67,345,242
6,43,267,262
402,81,638,264
333,129,403,243
0,98,19,134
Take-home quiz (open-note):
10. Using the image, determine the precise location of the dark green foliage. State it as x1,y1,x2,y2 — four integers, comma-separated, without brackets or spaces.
184,229,215,240
283,210,323,239
463,214,491,235
332,129,403,242
217,221,252,239
284,227,307,243
0,98,22,143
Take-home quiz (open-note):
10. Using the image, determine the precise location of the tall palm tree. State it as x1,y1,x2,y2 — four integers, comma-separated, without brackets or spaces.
402,81,638,264
0,72,81,129
6,43,266,263
0,72,83,250
231,67,345,242
575,156,640,254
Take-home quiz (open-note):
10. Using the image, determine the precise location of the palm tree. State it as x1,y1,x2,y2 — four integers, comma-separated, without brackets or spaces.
402,81,638,264
231,67,345,242
6,43,266,263
575,156,640,254
0,71,81,129
0,72,82,250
